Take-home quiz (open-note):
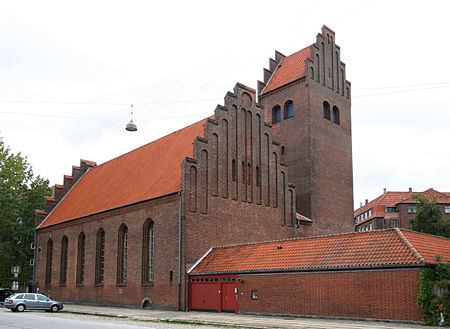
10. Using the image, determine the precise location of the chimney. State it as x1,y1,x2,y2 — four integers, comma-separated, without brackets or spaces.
360,201,362,208
383,188,386,194
409,187,412,192
365,199,368,205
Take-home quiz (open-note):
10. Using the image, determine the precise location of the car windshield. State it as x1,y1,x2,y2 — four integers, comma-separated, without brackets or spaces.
9,293,21,298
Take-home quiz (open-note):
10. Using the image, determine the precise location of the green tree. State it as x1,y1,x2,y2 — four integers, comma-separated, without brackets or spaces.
410,194,449,238
0,137,50,289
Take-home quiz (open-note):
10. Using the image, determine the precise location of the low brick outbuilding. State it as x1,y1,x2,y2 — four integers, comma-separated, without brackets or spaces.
188,229,450,321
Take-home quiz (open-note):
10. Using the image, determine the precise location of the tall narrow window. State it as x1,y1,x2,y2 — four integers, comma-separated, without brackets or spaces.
60,236,68,285
232,159,236,181
142,219,154,283
272,105,281,123
332,106,340,124
190,166,197,212
256,166,261,187
247,163,252,185
117,224,128,284
45,239,53,285
95,228,105,285
323,101,331,120
77,232,85,285
284,101,294,119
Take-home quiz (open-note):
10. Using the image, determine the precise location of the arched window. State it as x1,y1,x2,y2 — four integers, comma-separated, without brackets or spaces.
332,106,340,124
284,101,294,119
60,236,68,284
77,232,85,285
45,239,53,285
117,224,128,284
323,101,331,120
272,105,281,123
95,228,105,284
142,219,154,283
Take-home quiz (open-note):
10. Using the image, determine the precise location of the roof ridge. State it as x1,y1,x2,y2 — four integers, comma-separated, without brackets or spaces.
212,229,393,249
394,228,425,263
401,228,450,241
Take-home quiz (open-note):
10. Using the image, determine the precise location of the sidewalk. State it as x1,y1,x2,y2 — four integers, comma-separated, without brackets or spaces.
63,304,439,329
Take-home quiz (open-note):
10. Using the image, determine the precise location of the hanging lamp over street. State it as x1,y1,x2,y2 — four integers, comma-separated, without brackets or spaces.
126,104,137,132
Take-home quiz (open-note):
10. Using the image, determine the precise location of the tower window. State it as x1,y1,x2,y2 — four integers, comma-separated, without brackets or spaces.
323,101,331,120
272,105,281,123
284,101,294,119
332,106,340,124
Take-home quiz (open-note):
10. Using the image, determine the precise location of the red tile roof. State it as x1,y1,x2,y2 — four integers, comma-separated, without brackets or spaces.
399,188,450,204
262,46,311,95
38,118,207,229
354,188,450,226
189,229,450,274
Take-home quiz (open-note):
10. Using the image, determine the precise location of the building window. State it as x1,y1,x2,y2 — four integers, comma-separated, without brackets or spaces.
60,236,68,285
408,205,417,214
95,228,105,285
232,159,236,181
386,206,396,213
369,223,373,230
272,105,281,123
117,224,128,284
284,101,294,119
323,101,331,120
390,220,399,228
251,290,258,299
445,206,450,214
77,232,85,285
256,166,261,187
45,239,53,285
332,106,340,124
142,219,154,283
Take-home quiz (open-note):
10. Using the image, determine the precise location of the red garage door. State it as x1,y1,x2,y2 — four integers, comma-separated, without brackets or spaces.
190,277,219,311
189,276,238,313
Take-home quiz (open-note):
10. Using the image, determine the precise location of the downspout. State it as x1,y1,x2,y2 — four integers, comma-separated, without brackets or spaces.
178,190,183,311
32,229,37,292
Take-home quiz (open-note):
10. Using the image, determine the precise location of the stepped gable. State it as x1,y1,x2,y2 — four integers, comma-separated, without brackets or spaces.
189,229,450,274
37,118,207,229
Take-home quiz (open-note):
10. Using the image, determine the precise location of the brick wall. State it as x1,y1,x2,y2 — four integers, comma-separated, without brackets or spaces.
35,194,181,309
260,27,354,235
238,268,422,321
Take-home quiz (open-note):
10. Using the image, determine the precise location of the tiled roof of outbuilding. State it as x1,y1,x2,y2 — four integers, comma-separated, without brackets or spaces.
262,46,311,95
38,118,207,229
189,229,450,274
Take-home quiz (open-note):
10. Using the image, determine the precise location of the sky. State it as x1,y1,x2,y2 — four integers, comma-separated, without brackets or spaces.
1,0,449,210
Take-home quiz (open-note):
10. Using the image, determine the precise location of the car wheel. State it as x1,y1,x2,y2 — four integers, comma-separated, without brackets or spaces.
50,305,59,312
16,304,25,312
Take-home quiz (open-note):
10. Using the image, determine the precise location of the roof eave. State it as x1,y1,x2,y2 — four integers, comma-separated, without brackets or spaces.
189,262,428,276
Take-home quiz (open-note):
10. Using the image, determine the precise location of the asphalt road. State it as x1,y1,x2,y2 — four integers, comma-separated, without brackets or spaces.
0,308,222,329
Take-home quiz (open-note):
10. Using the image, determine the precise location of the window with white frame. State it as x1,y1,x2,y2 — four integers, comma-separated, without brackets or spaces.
445,205,450,214
408,205,417,214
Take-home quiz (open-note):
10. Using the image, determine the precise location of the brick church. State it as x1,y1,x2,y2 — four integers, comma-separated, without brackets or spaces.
33,26,354,310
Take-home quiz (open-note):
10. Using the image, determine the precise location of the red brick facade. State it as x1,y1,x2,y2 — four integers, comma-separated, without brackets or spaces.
238,269,422,321
259,26,354,235
34,26,355,312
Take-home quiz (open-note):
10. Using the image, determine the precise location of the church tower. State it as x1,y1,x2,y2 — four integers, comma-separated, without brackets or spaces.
258,26,354,235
